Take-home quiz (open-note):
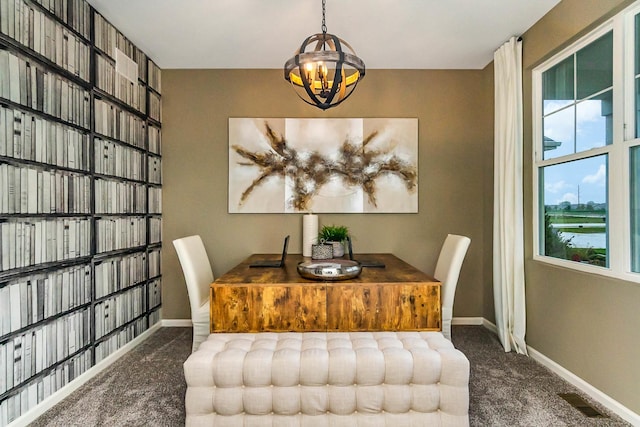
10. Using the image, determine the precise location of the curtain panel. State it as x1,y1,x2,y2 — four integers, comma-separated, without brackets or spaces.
493,37,528,354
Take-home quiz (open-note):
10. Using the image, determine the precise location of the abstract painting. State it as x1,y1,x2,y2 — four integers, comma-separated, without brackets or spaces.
228,118,418,213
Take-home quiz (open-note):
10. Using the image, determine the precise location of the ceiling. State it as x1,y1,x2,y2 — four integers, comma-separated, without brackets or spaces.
85,0,561,70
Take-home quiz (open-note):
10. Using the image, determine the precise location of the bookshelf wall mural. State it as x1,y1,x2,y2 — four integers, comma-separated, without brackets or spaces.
229,118,418,213
0,0,162,424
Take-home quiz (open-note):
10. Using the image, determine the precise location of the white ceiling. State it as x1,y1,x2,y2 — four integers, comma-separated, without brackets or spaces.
85,0,561,70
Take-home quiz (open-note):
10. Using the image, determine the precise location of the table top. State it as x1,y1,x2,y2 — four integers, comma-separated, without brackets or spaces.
211,253,438,287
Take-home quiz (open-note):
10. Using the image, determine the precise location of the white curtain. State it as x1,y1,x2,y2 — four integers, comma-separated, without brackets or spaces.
493,37,527,354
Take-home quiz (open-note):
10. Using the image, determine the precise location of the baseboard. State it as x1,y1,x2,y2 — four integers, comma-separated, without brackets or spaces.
8,322,162,427
161,318,192,327
167,317,496,331
452,316,484,325
527,345,640,426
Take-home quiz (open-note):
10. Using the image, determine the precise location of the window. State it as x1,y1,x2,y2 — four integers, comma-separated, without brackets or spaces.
540,156,608,266
533,2,640,281
632,147,640,272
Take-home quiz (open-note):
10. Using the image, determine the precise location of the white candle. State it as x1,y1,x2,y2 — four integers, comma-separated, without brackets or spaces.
302,213,318,257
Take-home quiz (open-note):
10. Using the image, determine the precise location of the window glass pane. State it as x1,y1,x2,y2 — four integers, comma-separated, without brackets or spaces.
576,31,613,99
576,89,613,152
631,147,640,272
636,14,640,138
543,107,575,160
543,56,574,115
636,77,640,138
636,13,640,75
541,155,608,267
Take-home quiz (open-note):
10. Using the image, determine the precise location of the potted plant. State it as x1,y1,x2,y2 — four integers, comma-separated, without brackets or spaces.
318,225,349,257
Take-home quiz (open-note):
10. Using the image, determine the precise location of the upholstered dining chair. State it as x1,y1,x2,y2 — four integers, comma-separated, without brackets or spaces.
173,235,213,352
434,234,471,340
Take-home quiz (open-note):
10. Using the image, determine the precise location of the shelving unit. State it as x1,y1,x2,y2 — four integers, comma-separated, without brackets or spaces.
0,0,162,424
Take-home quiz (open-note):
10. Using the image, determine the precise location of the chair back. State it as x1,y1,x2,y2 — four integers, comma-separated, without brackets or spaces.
434,234,471,316
173,235,214,316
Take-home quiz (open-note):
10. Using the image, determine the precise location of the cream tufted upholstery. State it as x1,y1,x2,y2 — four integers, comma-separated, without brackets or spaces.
184,331,470,426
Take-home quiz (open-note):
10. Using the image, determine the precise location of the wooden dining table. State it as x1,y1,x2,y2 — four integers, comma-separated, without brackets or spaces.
209,253,441,333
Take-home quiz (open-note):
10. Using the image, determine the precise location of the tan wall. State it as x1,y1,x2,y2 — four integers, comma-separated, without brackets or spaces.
161,69,493,323
160,0,639,415
522,0,640,414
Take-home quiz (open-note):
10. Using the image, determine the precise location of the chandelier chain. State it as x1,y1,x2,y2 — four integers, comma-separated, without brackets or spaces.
321,0,327,35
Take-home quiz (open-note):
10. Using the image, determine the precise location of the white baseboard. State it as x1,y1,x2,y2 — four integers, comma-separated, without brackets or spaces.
452,316,484,325
8,322,162,427
527,345,640,426
166,318,496,331
161,318,192,327
451,317,499,334
481,318,498,334
466,317,639,426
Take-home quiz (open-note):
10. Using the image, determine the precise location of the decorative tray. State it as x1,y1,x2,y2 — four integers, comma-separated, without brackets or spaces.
297,259,362,281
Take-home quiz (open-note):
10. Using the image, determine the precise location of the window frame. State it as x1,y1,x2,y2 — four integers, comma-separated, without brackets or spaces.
532,2,640,284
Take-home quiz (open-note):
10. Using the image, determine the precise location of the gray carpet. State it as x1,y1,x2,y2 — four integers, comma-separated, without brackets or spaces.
453,326,630,426
29,327,191,427
29,326,631,426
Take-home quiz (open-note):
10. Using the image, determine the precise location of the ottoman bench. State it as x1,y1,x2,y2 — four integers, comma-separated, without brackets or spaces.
184,331,470,426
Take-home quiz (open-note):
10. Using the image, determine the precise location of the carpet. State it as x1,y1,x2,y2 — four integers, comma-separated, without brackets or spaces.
454,325,630,426
29,327,191,427
28,326,631,426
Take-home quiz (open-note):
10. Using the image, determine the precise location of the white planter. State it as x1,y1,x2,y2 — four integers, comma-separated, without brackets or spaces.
329,241,345,257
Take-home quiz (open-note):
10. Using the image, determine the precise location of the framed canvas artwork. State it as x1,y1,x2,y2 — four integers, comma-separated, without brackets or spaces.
228,118,418,213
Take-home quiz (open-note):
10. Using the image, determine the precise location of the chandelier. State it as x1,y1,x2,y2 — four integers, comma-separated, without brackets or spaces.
284,0,366,110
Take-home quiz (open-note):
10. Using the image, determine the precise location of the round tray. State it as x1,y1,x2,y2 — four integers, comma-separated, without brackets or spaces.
297,259,362,281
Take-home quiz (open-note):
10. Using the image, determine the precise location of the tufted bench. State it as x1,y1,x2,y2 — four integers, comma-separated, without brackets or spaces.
184,331,470,426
